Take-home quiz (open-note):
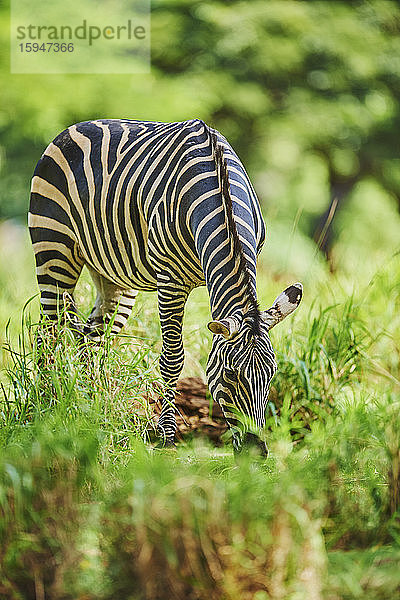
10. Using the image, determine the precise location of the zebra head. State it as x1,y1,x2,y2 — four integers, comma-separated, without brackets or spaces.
206,283,303,451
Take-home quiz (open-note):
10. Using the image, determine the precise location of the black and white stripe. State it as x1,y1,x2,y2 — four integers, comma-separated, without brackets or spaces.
29,118,302,447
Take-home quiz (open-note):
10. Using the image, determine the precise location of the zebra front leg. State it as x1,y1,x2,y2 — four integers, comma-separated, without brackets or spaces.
157,284,189,446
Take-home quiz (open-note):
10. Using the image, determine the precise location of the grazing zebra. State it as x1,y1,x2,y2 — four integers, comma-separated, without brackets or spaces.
29,118,302,449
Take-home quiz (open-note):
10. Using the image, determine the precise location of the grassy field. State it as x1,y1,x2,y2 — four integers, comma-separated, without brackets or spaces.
0,221,400,599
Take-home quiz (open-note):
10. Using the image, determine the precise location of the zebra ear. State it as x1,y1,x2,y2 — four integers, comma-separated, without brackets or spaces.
208,317,240,340
261,283,303,330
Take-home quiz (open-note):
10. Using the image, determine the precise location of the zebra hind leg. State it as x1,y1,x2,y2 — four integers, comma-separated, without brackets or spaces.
83,267,137,342
33,240,85,341
29,242,85,371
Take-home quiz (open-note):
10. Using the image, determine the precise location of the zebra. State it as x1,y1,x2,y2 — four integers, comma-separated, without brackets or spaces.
28,118,302,450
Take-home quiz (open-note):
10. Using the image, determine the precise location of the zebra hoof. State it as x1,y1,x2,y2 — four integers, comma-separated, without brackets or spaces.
233,432,268,459
153,438,177,451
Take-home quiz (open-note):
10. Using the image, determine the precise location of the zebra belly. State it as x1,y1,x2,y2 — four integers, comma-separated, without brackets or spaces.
74,221,159,292
83,256,158,292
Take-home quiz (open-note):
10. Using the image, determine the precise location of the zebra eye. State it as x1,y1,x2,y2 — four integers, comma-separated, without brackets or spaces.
224,369,237,383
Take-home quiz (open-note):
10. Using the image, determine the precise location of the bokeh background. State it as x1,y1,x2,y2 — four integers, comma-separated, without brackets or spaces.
1,3,400,597
2,0,400,276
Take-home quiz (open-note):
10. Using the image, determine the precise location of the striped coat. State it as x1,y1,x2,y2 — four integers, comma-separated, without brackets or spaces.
29,118,302,449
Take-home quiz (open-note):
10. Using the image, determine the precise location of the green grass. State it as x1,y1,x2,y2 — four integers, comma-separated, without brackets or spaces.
0,226,400,598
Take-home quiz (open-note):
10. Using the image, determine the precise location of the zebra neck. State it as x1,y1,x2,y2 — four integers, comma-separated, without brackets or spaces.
189,181,259,321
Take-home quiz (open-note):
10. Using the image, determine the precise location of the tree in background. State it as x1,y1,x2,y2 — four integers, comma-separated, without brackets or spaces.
1,0,399,269
151,0,400,262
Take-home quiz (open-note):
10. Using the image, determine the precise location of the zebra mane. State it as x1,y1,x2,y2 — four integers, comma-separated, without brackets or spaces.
210,130,261,336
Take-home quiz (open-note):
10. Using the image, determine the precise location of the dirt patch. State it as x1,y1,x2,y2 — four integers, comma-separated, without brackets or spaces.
150,377,227,444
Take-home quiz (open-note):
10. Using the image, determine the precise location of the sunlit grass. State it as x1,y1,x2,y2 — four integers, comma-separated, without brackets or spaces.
0,224,400,597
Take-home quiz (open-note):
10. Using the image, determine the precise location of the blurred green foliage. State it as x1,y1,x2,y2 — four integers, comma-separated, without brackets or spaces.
1,0,400,269
1,3,400,597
